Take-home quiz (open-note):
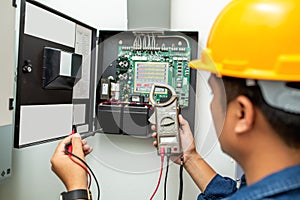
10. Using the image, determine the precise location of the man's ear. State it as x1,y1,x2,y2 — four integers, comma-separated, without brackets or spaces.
234,95,255,134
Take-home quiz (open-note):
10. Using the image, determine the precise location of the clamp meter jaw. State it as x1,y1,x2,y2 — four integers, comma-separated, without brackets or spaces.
149,83,182,156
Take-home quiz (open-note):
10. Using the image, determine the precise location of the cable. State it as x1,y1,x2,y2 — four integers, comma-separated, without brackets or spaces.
163,149,171,200
150,148,165,200
65,127,100,200
67,129,92,188
163,160,169,200
65,147,101,200
157,35,190,48
178,157,184,200
68,154,92,188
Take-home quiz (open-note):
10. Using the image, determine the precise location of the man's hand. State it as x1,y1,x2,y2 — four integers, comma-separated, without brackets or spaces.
152,114,198,164
152,114,217,191
50,133,93,191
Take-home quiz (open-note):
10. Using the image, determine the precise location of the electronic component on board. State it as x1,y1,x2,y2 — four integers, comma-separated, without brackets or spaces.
100,78,111,100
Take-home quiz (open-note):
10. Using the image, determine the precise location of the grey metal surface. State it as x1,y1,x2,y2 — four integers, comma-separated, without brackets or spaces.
127,0,170,30
0,125,13,182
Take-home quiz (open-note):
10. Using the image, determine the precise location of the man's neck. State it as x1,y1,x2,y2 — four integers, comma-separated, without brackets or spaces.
241,142,300,185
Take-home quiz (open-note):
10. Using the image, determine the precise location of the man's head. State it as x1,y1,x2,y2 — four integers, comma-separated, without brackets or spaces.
189,0,300,157
222,76,300,149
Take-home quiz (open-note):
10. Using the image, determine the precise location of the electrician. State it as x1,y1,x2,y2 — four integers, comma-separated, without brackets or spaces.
155,0,300,199
51,0,300,199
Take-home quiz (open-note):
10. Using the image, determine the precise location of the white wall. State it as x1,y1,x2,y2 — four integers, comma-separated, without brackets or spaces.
0,0,235,200
171,0,232,46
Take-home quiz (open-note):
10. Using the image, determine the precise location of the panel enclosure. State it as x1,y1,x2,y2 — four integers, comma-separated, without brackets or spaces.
96,30,198,137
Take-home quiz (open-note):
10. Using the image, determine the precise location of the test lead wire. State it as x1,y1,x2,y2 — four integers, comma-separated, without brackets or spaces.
150,148,165,200
178,156,184,200
164,148,171,200
65,145,101,200
64,127,102,200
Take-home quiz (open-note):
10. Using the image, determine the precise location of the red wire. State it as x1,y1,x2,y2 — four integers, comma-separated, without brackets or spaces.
68,129,76,152
68,154,92,188
68,129,92,189
150,148,165,200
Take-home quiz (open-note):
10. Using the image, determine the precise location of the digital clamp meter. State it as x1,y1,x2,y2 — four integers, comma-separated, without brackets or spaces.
149,83,182,156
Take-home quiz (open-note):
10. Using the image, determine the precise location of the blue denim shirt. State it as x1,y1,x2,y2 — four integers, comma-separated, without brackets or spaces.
198,165,300,200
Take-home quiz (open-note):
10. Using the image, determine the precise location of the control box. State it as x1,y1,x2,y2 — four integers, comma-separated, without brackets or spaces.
96,31,198,137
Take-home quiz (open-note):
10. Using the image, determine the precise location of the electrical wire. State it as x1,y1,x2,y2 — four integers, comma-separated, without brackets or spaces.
157,35,190,48
65,128,100,200
68,154,92,188
150,148,165,200
163,155,170,200
65,147,101,200
178,157,184,200
68,129,92,188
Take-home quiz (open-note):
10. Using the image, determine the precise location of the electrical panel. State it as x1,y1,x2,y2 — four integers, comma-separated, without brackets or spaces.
96,31,198,137
13,1,199,147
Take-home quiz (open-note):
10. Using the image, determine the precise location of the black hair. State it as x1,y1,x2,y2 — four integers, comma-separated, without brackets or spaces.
221,76,300,149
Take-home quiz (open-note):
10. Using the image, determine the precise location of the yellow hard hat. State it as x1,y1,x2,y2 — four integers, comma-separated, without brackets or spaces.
189,0,300,81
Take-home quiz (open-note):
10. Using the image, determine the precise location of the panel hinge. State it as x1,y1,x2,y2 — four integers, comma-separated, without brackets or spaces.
9,98,14,110
12,0,17,8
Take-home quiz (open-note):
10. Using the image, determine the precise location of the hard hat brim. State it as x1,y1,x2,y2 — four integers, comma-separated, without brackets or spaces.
188,59,217,73
188,49,220,76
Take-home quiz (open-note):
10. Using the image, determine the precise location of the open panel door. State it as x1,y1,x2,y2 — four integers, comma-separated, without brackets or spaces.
14,0,97,148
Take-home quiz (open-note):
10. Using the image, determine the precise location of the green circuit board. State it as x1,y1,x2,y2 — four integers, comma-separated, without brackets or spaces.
115,44,191,108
